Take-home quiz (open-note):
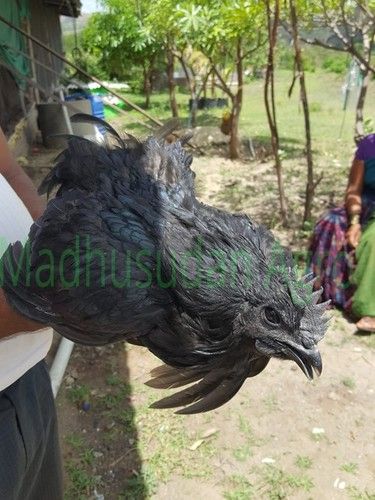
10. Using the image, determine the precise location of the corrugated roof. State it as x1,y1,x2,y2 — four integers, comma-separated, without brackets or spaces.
44,0,81,17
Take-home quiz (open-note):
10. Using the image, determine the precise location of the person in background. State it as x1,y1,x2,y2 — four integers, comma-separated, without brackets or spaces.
0,127,63,499
308,133,375,332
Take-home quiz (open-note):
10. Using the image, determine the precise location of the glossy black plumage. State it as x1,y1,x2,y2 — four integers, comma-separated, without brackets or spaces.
1,115,329,413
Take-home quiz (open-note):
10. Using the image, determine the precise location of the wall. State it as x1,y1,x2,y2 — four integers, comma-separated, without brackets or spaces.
0,0,65,137
29,0,64,99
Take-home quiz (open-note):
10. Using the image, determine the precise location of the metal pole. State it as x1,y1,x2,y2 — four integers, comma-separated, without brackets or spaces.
50,337,74,398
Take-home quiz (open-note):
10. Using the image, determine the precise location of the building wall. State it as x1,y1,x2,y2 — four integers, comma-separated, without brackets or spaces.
0,0,64,136
29,0,64,99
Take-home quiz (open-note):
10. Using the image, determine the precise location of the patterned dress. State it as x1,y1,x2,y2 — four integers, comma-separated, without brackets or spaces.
307,134,375,313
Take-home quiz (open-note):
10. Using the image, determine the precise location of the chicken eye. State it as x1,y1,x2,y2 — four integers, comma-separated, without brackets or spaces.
264,307,281,326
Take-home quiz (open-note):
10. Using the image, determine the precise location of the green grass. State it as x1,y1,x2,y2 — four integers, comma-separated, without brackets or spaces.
65,433,85,450
67,384,91,405
105,372,123,386
342,377,356,390
295,455,313,470
238,414,257,443
119,467,157,499
113,69,374,170
65,460,101,499
341,462,359,475
64,434,100,498
232,444,253,462
259,466,315,498
223,474,254,500
348,486,375,500
263,393,279,412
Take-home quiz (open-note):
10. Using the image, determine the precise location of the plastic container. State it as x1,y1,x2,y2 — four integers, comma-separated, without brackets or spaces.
65,92,104,120
89,94,105,120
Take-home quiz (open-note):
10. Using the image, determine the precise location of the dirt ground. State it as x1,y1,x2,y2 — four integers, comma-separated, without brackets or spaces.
24,139,375,500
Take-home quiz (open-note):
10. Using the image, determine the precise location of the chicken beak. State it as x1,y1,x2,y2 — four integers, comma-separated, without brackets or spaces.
255,338,323,380
286,344,322,380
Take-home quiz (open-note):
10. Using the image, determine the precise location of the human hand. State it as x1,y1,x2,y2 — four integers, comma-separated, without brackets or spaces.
346,223,362,249
0,289,42,339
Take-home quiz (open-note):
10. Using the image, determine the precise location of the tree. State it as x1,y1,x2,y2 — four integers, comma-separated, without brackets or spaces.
175,47,211,127
176,1,266,159
81,0,162,108
288,0,321,224
264,0,288,224
146,0,180,117
284,0,374,138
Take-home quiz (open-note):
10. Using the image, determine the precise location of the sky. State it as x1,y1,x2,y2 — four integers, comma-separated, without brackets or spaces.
81,0,103,13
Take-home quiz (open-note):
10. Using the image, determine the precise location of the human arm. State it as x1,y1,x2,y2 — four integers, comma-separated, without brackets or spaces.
0,127,44,337
345,158,364,249
0,128,45,221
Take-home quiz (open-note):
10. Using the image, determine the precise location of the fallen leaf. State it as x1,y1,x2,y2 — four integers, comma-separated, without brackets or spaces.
201,428,218,439
189,439,204,451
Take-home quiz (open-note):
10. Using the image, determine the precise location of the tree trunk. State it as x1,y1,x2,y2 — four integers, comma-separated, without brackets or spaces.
264,0,288,225
166,48,178,118
229,101,241,160
143,65,152,109
355,67,370,139
180,55,197,127
143,54,156,109
354,29,372,139
210,73,216,97
203,78,207,99
289,0,314,224
229,38,244,160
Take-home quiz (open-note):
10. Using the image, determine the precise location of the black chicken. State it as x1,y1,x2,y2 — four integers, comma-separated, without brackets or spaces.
1,115,329,414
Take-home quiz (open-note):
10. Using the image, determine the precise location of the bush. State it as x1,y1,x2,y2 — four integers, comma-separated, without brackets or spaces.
277,46,295,71
364,118,375,135
302,52,317,73
276,45,317,72
322,55,348,74
310,102,322,112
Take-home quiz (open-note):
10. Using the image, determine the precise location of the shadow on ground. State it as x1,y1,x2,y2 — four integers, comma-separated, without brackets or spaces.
57,344,148,499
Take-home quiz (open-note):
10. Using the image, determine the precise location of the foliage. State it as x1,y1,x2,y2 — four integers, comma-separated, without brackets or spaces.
80,1,162,82
175,0,266,69
322,54,348,74
285,0,375,75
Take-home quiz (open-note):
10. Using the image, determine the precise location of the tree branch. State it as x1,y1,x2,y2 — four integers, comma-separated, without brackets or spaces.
299,33,374,75
242,33,267,60
196,67,213,99
282,4,374,75
353,0,375,22
207,56,235,99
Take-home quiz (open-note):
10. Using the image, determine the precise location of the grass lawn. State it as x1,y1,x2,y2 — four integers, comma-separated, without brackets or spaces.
110,69,374,170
